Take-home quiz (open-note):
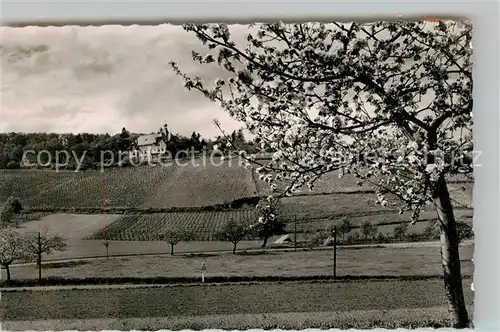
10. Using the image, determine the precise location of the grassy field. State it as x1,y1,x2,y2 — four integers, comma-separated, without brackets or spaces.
1,279,474,329
1,306,474,331
15,214,122,239
9,244,473,280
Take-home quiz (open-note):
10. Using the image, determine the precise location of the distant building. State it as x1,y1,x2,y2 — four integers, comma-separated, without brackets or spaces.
130,133,167,161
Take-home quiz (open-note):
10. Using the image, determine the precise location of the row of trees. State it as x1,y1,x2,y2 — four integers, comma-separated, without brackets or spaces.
0,197,68,282
0,127,259,170
302,218,473,247
0,229,67,282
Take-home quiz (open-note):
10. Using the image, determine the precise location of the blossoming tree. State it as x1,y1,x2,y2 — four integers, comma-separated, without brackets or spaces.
171,21,473,327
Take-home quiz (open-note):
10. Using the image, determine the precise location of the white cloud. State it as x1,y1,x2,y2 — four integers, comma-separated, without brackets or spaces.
0,24,245,138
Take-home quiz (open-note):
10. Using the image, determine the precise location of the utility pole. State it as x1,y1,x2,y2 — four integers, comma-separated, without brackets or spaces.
294,215,297,251
333,226,337,280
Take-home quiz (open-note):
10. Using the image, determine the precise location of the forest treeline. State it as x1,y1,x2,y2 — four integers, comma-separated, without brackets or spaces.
0,127,259,170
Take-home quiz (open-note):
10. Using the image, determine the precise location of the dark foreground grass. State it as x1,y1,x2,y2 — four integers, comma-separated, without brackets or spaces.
1,279,474,322
1,274,467,288
2,307,474,331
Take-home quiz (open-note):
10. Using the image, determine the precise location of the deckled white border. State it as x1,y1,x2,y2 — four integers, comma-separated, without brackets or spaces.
1,1,498,331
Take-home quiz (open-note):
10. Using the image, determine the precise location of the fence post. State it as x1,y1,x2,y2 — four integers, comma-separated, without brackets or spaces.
333,225,337,280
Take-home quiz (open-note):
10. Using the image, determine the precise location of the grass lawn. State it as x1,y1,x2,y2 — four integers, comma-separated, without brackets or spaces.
1,279,474,329
1,307,474,331
9,244,473,280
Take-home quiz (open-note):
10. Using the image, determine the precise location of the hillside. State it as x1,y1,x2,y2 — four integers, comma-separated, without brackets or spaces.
1,160,473,239
1,161,474,244
0,158,258,210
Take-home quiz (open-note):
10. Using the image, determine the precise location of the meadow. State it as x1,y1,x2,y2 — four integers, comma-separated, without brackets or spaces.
10,242,473,280
1,279,474,330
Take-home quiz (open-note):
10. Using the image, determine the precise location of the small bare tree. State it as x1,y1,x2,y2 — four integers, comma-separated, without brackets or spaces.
215,219,249,254
159,229,195,256
22,231,68,282
0,229,28,281
103,241,110,259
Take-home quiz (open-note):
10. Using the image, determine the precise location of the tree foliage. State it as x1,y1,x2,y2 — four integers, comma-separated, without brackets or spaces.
159,229,195,255
393,221,409,240
0,229,28,281
22,232,68,260
360,221,378,241
21,231,68,281
172,21,472,218
0,196,23,227
251,197,286,248
172,21,473,327
338,217,353,241
0,128,257,170
215,219,249,253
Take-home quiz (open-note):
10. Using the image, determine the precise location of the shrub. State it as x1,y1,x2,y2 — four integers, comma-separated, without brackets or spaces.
6,161,20,169
393,222,409,242
360,221,378,242
457,221,473,242
347,231,360,244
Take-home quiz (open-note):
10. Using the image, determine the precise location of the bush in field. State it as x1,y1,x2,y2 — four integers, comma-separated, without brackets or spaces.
215,219,249,254
347,231,360,244
6,161,20,169
393,222,409,242
0,197,23,227
376,232,387,244
360,221,378,243
423,220,441,240
456,221,473,243
159,229,195,255
307,230,329,248
338,218,352,243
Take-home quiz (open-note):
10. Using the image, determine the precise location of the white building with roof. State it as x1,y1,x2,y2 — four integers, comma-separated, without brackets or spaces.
130,133,167,161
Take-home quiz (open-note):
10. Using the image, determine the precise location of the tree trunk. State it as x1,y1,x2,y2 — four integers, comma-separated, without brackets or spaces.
232,242,237,254
106,247,109,259
170,244,174,256
434,176,470,328
261,236,268,248
37,256,42,282
5,265,11,281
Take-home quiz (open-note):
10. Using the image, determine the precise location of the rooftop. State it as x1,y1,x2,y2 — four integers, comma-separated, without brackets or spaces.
136,133,162,147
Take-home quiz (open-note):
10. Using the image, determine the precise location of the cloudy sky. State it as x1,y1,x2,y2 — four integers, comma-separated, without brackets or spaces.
1,24,248,138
